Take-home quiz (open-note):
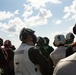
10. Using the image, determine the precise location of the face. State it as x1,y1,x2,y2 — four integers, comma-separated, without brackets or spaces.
26,35,34,46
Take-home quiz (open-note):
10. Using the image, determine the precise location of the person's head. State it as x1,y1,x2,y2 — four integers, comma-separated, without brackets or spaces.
73,24,76,34
19,27,37,45
4,40,11,47
0,38,3,46
53,34,66,47
66,32,75,44
44,37,49,45
36,36,44,46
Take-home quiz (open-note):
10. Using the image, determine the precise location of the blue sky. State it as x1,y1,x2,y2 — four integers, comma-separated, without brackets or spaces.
0,0,76,48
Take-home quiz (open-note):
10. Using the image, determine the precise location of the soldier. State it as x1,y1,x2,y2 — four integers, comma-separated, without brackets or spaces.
14,27,50,75
0,38,8,75
53,24,76,75
4,40,14,75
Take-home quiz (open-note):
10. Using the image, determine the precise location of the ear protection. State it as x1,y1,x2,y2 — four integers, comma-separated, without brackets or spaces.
19,28,29,41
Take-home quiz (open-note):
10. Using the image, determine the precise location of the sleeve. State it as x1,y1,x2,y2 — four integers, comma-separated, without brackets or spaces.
66,46,73,57
28,47,49,66
8,49,14,60
28,47,50,75
48,46,54,54
0,49,7,65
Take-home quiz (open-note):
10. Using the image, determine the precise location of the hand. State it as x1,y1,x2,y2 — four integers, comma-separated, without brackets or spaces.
70,42,76,47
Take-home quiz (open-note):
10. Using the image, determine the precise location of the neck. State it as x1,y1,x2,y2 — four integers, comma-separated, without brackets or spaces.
22,41,34,46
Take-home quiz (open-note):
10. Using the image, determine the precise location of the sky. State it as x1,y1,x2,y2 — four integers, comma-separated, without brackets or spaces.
0,0,76,49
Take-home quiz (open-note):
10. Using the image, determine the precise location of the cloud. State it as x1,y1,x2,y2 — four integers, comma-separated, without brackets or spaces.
22,0,61,27
49,25,74,49
40,8,52,18
55,20,62,24
71,14,76,20
63,12,71,19
27,0,47,9
22,4,33,20
14,10,19,15
0,11,14,20
6,25,16,32
52,19,62,24
0,17,26,34
63,0,76,20
71,0,76,14
25,8,52,26
49,0,61,4
0,22,7,30
27,0,61,9
0,22,4,27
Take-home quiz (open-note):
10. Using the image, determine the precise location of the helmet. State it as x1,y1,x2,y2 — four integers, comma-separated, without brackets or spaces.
73,24,76,34
0,38,3,46
37,37,44,45
66,32,75,42
53,34,66,46
4,40,11,47
20,27,37,44
44,37,49,45
19,27,35,41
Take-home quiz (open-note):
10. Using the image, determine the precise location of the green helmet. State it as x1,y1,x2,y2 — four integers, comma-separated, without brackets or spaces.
37,37,44,46
44,37,49,45
66,32,75,43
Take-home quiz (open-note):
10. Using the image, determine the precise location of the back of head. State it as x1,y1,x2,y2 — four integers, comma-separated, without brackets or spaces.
0,38,3,46
11,45,16,51
73,24,76,34
44,37,49,45
19,27,37,44
66,24,76,56
37,36,44,46
53,34,66,47
66,32,75,44
4,40,11,47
